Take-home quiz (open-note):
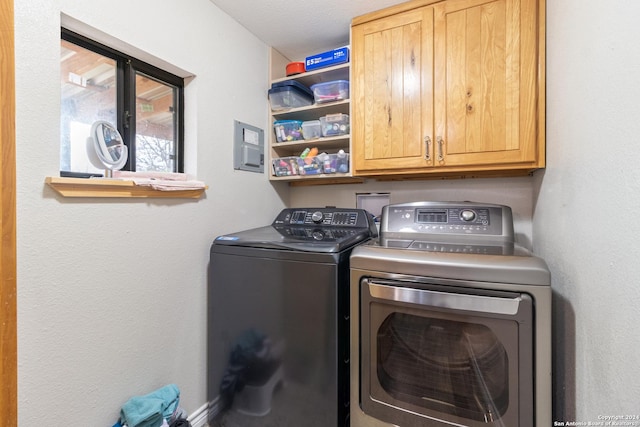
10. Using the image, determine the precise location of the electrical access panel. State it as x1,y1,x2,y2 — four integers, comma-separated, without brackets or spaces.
233,120,264,173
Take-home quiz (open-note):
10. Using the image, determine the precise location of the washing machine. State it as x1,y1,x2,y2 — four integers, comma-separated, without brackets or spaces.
349,201,552,427
208,207,377,427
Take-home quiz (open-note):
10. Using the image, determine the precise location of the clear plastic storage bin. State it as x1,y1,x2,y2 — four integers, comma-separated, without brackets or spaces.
301,120,322,140
268,81,314,111
298,157,323,175
320,114,350,137
272,157,301,176
318,152,350,174
273,120,304,142
272,156,323,176
272,152,349,177
310,80,350,104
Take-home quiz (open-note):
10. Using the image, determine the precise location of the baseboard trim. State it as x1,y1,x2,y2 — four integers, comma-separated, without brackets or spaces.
188,397,223,427
188,402,209,427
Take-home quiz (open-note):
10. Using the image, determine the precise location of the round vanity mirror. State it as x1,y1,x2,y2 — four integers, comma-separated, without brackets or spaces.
88,120,128,177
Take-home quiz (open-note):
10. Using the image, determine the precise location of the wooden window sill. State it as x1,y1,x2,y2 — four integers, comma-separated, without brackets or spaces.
45,177,207,199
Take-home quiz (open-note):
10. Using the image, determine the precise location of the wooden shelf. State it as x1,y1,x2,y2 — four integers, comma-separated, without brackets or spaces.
271,63,349,86
272,99,350,121
45,177,207,199
270,173,364,186
272,135,351,156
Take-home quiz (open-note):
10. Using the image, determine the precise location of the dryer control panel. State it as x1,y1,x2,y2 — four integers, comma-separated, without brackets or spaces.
381,202,513,241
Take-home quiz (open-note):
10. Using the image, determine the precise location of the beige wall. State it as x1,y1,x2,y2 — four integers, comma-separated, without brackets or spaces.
534,0,640,420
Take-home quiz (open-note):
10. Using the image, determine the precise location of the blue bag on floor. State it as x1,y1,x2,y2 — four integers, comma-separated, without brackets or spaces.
120,384,180,427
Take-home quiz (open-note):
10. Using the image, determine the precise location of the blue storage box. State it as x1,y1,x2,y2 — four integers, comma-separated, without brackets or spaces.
305,47,349,71
268,80,314,111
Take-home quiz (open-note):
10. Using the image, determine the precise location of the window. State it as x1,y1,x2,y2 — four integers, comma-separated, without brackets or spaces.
60,29,184,174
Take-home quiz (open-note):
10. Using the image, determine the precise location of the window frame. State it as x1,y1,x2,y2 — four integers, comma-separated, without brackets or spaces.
61,28,185,173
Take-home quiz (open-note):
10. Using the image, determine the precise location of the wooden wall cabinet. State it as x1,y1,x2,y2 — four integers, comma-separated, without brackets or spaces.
351,0,545,178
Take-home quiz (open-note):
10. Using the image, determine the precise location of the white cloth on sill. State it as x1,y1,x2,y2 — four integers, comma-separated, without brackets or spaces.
111,171,206,190
113,171,191,181
131,179,206,191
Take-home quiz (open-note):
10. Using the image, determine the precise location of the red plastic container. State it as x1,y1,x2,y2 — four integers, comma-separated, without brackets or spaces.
286,62,305,76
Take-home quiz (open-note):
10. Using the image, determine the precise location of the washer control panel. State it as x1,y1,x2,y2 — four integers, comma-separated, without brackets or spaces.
381,202,513,240
273,208,372,228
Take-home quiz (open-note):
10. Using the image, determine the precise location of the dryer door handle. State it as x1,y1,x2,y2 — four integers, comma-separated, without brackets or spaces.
367,281,524,316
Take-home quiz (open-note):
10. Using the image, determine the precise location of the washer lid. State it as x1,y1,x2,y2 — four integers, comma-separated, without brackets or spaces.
213,208,377,253
213,224,372,253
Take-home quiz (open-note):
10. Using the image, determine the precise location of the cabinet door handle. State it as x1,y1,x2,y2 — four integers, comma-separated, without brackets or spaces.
437,136,444,161
424,136,431,161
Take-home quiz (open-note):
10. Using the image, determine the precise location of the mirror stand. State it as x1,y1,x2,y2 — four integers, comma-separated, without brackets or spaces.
87,121,128,176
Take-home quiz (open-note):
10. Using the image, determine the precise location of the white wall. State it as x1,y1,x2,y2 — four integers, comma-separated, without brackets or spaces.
15,0,286,425
534,0,640,421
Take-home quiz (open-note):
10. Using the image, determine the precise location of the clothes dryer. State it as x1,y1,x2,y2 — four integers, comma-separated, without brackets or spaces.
350,202,551,427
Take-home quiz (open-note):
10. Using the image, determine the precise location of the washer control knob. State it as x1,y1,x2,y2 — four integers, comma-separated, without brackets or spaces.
311,211,324,224
460,209,476,222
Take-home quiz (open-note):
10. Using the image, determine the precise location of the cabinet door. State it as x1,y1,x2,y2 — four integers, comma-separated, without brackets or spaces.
433,0,540,167
352,7,434,174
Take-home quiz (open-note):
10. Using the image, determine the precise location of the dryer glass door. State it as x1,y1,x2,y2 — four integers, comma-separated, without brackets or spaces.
359,278,534,427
